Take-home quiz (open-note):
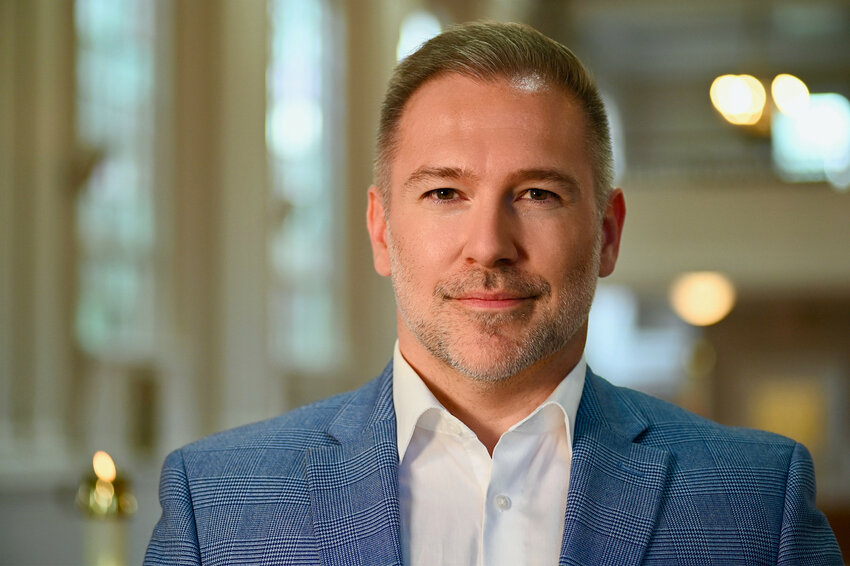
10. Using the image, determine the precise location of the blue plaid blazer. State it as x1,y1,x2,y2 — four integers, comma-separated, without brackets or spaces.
145,364,842,565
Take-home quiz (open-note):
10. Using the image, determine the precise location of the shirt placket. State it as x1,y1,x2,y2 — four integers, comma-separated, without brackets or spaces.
481,429,532,566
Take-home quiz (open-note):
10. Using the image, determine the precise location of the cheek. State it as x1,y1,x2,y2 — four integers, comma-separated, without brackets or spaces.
390,216,460,272
387,230,433,292
391,244,447,292
531,224,600,277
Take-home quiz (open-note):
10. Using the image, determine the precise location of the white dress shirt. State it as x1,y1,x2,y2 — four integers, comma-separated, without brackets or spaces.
393,342,586,566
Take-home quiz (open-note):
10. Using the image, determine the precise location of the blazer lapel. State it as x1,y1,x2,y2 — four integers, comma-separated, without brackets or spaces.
560,371,672,566
305,368,403,566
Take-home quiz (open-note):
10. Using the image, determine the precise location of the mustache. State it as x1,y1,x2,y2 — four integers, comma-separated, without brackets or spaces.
435,267,551,299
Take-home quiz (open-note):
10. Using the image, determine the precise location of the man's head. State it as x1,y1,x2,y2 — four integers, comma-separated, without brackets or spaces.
367,22,625,384
375,21,614,213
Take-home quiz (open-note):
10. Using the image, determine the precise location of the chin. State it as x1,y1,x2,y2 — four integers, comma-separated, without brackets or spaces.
445,336,542,383
450,358,531,383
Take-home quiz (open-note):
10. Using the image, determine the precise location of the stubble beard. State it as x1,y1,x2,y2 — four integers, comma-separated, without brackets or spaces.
388,230,601,383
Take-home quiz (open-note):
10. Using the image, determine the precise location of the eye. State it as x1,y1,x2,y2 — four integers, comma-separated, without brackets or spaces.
520,188,559,202
425,188,459,201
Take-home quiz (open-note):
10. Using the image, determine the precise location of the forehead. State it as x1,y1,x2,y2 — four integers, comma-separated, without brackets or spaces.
390,73,592,188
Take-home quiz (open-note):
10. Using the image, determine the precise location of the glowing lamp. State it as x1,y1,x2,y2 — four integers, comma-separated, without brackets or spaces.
710,74,767,126
92,450,117,483
669,272,736,326
77,451,137,566
771,74,810,116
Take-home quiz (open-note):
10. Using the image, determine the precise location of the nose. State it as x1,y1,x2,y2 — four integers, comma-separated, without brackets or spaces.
461,198,520,267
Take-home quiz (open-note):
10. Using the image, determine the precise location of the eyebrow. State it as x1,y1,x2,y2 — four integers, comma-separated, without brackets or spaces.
402,166,478,190
401,165,583,197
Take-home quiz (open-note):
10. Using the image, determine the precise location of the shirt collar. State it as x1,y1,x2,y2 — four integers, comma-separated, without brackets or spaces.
392,340,586,462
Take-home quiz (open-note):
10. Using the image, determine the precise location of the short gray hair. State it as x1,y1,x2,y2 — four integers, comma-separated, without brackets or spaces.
374,21,613,212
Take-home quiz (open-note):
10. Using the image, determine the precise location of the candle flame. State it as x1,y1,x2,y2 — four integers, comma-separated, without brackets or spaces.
92,451,117,482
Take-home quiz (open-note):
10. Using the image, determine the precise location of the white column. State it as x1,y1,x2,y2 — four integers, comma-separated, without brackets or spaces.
215,0,281,430
29,0,75,457
342,0,406,387
0,0,75,477
152,0,206,452
0,0,17,448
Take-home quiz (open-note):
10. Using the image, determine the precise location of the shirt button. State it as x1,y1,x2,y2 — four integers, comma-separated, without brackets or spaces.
494,494,512,511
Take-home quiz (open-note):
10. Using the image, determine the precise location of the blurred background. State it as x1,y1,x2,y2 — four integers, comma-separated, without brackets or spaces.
1,0,849,563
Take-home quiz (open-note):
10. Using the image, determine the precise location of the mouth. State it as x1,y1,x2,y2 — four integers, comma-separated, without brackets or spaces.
451,292,535,310
436,267,550,313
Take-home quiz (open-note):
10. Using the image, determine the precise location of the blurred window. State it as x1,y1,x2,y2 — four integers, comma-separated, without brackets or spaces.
772,92,850,191
396,9,441,61
267,0,345,372
74,0,157,359
587,285,695,396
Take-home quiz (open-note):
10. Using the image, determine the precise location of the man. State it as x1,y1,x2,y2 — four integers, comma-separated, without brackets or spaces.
146,22,842,565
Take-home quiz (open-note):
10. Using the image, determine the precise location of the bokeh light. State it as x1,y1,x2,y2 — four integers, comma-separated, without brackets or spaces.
669,272,737,326
771,74,810,116
710,74,767,125
92,450,117,482
772,92,850,190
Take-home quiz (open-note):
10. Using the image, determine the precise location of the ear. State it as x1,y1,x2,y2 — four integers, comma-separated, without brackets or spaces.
598,188,626,278
366,185,392,277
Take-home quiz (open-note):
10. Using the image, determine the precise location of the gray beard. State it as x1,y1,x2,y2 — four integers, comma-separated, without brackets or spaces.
389,238,599,383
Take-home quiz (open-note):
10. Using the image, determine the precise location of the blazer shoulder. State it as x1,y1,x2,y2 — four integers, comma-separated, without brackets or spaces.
591,373,797,453
181,369,392,456
591,376,842,564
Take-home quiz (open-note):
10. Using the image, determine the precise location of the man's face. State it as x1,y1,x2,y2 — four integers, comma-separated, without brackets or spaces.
368,74,624,382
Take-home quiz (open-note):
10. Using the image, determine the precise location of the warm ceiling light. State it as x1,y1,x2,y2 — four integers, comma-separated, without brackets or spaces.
772,74,810,116
710,74,767,125
92,450,117,483
669,271,736,326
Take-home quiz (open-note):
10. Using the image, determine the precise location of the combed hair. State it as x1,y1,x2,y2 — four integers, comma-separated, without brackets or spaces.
374,21,614,212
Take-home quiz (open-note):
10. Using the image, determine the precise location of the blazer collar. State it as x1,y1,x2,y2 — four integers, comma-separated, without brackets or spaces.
559,368,672,565
306,363,403,566
305,363,672,566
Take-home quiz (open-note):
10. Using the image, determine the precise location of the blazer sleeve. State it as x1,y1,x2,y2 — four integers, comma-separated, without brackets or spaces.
144,449,203,566
777,442,843,565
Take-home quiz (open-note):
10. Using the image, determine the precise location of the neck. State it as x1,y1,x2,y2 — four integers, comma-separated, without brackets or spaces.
399,335,584,455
